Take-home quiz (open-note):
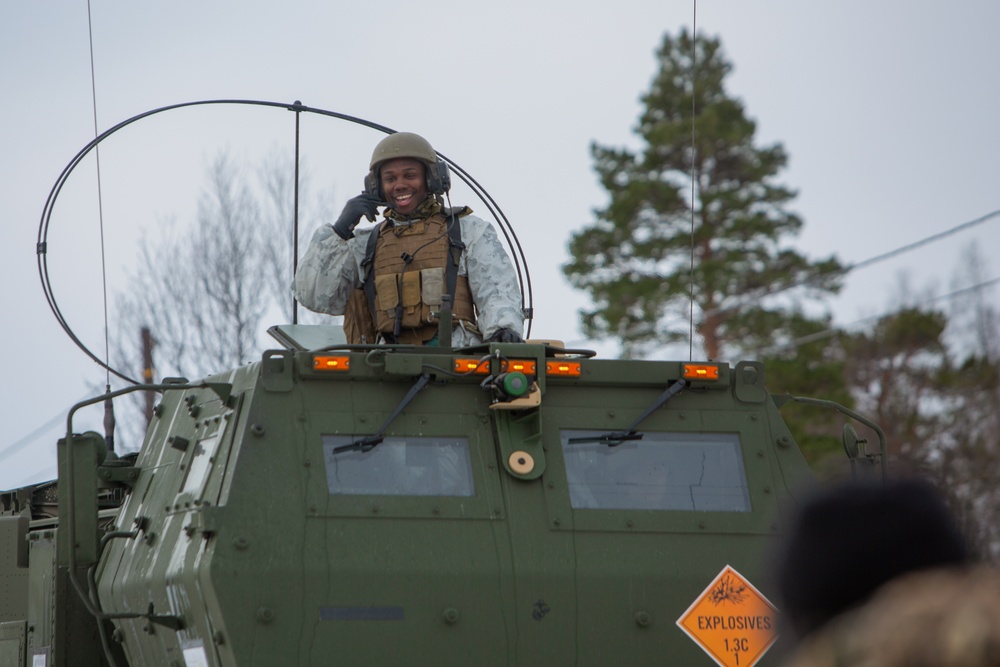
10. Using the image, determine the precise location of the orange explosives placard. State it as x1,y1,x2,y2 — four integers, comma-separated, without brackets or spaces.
676,565,779,667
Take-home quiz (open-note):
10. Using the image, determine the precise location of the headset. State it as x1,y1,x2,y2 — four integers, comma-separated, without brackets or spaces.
364,159,451,201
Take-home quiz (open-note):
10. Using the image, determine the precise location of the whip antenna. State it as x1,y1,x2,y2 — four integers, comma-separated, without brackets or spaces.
291,101,303,324
688,0,698,361
87,0,116,451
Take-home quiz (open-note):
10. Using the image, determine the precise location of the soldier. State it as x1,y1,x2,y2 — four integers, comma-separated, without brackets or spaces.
295,132,524,346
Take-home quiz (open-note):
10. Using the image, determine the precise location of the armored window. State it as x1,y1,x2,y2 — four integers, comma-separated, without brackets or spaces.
560,430,750,512
322,435,475,497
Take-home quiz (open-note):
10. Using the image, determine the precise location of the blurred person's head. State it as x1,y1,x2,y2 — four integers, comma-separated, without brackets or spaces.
773,477,969,642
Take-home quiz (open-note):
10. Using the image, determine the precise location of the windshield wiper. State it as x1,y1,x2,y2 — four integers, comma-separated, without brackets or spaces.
332,373,432,454
567,379,688,447
567,431,644,447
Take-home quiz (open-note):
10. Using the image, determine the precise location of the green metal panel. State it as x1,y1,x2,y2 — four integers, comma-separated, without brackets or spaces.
56,433,102,568
0,515,29,622
0,621,26,667
94,369,254,667
206,369,517,665
25,532,54,664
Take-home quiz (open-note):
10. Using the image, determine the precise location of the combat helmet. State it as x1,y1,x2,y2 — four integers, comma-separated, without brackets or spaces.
367,132,450,198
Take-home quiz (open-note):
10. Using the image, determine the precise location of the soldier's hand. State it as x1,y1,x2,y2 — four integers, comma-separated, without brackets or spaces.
332,193,384,239
487,328,524,343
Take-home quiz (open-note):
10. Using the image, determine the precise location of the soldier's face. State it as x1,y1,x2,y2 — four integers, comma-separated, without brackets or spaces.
380,158,428,215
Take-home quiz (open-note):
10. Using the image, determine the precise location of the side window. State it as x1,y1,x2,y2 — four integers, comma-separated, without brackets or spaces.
322,436,475,497
560,430,750,512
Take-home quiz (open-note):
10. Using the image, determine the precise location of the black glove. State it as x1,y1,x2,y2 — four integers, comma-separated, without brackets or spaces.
332,193,384,240
487,328,524,343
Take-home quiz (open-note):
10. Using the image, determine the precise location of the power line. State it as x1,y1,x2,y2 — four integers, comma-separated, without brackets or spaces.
847,209,1000,273
706,208,1000,319
12,464,58,490
752,274,1000,356
0,392,93,463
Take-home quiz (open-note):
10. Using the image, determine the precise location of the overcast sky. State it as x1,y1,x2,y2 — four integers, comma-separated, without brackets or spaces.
3,1,999,489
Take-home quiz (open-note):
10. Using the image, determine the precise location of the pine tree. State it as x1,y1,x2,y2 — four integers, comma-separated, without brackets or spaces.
563,29,842,359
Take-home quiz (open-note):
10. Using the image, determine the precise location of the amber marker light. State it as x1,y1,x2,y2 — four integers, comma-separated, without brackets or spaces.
545,361,582,377
505,359,537,375
682,363,720,380
454,358,491,375
313,355,351,371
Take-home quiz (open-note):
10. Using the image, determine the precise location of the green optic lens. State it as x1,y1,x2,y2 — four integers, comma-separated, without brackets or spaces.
501,372,529,397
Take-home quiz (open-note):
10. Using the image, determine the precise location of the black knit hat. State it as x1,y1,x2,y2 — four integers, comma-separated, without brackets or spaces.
774,478,969,642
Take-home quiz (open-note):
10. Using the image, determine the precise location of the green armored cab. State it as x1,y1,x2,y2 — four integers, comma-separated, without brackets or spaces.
1,327,885,667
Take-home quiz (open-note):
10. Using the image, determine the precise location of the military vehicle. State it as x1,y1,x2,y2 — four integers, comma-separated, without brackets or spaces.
1,101,886,667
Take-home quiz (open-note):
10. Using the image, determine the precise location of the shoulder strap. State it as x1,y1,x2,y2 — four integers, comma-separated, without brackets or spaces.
445,213,465,310
361,224,390,342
